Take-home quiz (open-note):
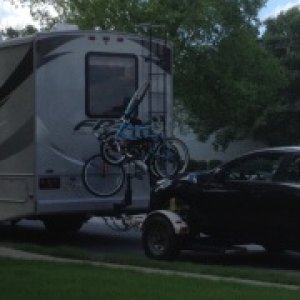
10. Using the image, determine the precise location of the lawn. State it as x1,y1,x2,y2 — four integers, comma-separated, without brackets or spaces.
9,242,300,287
0,258,299,300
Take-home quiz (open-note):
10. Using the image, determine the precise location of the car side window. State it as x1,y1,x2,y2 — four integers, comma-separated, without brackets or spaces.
283,157,300,184
223,154,283,182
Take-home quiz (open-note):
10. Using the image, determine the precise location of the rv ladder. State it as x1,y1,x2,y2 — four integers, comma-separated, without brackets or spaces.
143,24,168,137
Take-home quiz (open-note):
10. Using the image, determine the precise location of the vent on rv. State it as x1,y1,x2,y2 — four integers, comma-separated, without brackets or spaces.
51,23,79,32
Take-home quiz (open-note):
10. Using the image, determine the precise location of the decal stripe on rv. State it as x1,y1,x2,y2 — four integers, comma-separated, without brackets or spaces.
0,46,33,107
36,35,82,67
37,52,71,68
0,117,34,161
0,35,82,108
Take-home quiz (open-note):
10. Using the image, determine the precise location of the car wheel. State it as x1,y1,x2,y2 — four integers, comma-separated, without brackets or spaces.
142,215,180,260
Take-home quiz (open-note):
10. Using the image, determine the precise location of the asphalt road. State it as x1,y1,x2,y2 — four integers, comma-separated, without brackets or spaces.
0,218,143,256
2,218,300,273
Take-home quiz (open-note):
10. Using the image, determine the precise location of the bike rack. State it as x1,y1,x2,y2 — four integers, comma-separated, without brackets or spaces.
111,25,171,216
113,161,134,215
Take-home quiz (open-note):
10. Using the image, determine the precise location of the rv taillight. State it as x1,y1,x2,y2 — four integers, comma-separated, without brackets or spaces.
39,177,60,190
117,37,124,42
88,35,96,41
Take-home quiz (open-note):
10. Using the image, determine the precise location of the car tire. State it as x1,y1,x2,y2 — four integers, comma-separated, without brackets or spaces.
142,215,180,260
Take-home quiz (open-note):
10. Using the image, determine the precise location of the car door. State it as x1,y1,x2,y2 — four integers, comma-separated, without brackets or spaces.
266,154,300,244
199,152,285,239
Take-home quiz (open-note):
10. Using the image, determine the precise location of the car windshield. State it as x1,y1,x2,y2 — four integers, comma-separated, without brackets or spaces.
223,153,284,181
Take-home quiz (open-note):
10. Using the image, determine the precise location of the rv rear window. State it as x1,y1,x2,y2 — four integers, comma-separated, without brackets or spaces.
86,53,137,118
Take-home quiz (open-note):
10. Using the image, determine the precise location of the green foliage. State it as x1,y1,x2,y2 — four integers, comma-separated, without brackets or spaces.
1,25,37,39
259,7,300,146
178,27,287,149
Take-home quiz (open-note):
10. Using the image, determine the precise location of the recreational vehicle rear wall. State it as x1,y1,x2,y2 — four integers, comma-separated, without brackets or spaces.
0,30,173,230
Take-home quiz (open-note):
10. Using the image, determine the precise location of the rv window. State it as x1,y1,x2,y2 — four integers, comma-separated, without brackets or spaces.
86,54,137,117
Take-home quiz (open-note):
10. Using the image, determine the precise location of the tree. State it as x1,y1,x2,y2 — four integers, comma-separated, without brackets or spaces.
259,7,300,146
1,25,38,39
178,29,287,149
11,0,288,148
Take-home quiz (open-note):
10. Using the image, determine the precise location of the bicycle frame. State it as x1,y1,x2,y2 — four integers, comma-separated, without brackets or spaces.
115,118,180,167
115,118,159,141
101,80,179,169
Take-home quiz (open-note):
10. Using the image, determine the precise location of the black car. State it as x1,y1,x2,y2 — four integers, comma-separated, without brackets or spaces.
143,147,300,259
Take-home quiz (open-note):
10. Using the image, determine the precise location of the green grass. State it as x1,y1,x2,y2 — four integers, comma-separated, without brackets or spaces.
6,242,300,287
0,258,299,300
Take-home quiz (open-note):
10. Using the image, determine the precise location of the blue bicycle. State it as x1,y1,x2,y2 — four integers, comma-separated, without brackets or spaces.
101,82,189,178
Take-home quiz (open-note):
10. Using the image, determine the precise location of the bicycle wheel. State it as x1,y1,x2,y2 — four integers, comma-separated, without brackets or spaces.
101,134,126,165
165,138,189,174
149,159,160,178
82,154,125,197
153,141,180,178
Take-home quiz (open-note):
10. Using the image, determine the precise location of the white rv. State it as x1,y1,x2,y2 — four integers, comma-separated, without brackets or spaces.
0,29,173,231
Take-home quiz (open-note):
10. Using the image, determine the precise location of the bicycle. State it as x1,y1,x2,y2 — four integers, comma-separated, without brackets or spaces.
80,120,126,197
101,82,189,178
82,154,126,197
81,119,150,198
82,150,151,198
82,81,189,197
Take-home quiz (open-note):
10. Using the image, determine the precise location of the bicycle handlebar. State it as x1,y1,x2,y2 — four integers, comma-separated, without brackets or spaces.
92,119,115,131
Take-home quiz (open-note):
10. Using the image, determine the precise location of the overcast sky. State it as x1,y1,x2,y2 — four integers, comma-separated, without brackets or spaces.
1,0,300,29
0,1,36,29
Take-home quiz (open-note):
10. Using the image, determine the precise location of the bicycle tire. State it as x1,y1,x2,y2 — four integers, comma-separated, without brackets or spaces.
153,141,180,178
148,157,160,178
82,154,125,197
101,134,126,165
165,137,189,174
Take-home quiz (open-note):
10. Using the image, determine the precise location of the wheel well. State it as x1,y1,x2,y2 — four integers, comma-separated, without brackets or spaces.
142,213,174,232
143,210,189,236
